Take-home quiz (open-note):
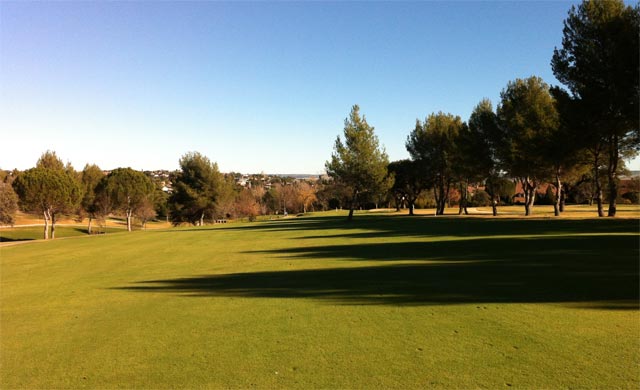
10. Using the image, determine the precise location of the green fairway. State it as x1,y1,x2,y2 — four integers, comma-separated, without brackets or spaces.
1,212,638,389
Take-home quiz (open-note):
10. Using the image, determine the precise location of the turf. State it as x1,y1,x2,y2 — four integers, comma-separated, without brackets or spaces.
0,226,126,243
1,211,638,389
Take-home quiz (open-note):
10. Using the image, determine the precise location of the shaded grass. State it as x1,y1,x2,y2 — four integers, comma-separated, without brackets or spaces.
1,212,639,389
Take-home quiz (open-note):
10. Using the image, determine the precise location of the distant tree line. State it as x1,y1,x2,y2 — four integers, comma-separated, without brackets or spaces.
0,150,343,238
0,0,637,233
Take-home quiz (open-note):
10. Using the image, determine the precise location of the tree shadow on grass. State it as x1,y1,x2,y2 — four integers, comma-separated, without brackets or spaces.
171,214,639,240
116,234,639,309
0,236,35,243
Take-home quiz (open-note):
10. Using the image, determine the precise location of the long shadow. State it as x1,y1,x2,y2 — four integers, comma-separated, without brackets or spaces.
0,236,35,243
116,234,639,309
169,214,639,241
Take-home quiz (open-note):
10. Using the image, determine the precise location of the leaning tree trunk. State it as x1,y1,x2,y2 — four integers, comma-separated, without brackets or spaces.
43,210,50,240
87,217,93,234
607,134,619,217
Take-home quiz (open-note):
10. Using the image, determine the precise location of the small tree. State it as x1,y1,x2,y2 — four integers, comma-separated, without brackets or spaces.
136,197,156,229
13,167,82,239
170,152,224,226
80,164,104,233
325,105,391,221
295,181,317,214
387,159,427,215
96,168,155,231
0,182,19,226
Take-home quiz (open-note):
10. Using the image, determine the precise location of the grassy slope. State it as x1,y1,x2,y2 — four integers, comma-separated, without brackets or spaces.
1,211,638,389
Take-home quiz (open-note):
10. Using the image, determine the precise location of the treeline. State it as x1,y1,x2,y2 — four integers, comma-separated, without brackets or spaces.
0,0,638,235
326,0,639,220
0,150,350,238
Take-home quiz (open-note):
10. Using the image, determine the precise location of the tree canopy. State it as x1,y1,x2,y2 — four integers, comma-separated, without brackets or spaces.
170,151,226,226
497,76,559,216
95,168,155,231
325,105,391,221
13,167,82,238
406,112,465,215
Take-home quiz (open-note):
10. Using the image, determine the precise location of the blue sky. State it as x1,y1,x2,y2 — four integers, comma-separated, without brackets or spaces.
2,0,636,173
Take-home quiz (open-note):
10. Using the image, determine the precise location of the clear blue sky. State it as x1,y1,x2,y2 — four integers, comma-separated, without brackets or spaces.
2,0,636,173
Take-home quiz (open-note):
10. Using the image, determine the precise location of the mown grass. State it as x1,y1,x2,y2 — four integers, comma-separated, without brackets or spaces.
0,226,126,243
1,211,638,389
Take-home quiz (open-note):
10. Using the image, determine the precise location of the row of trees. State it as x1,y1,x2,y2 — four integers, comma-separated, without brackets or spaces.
0,150,337,238
1,1,637,232
326,0,638,219
1,151,160,238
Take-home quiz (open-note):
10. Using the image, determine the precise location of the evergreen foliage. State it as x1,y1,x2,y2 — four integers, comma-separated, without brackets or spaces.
552,0,639,216
325,105,391,220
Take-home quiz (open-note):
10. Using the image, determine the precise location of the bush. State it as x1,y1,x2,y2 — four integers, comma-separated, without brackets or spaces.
621,191,639,204
470,190,491,207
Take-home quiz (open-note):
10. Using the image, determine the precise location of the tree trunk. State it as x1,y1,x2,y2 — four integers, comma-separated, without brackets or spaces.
51,213,56,239
126,209,132,232
553,172,562,217
43,210,50,240
607,134,619,217
593,149,604,217
458,183,465,215
88,217,93,234
347,190,358,221
521,178,537,216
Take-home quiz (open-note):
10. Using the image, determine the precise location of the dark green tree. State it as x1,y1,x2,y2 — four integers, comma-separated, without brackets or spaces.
325,105,391,221
13,167,82,239
80,164,104,233
406,112,465,215
552,0,639,216
36,150,65,171
497,76,559,216
0,182,19,226
169,152,225,226
95,168,155,231
388,159,427,215
466,99,503,216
